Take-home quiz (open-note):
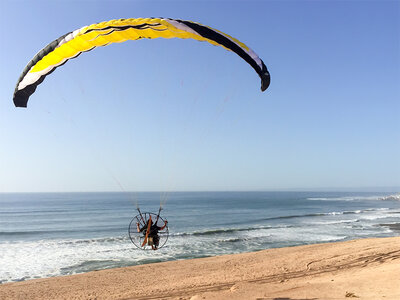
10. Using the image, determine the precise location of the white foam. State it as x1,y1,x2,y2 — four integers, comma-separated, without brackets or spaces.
0,236,170,283
307,195,386,201
359,214,397,221
379,194,400,201
308,219,359,225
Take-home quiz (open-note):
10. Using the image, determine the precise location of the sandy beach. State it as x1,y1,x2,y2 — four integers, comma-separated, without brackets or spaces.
1,236,399,300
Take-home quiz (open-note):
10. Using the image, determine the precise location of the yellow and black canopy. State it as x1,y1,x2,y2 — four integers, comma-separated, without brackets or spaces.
13,18,270,107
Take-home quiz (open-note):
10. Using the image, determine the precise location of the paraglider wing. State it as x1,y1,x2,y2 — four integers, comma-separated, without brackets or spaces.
13,18,270,108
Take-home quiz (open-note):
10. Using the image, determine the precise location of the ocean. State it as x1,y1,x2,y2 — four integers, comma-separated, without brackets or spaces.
0,191,399,283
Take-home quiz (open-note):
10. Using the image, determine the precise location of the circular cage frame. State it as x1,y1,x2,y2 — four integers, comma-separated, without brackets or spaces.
128,212,169,250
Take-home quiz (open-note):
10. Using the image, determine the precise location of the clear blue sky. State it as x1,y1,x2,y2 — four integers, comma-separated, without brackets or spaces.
0,0,399,192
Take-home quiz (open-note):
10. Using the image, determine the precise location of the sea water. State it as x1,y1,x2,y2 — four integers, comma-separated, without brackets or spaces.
0,191,399,283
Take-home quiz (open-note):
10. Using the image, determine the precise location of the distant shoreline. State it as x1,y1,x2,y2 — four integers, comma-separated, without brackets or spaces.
1,189,399,194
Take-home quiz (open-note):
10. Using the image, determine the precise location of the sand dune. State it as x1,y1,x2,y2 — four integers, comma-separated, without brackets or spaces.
1,237,399,299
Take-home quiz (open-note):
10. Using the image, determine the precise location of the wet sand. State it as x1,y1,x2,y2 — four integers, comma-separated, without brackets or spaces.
1,236,399,299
